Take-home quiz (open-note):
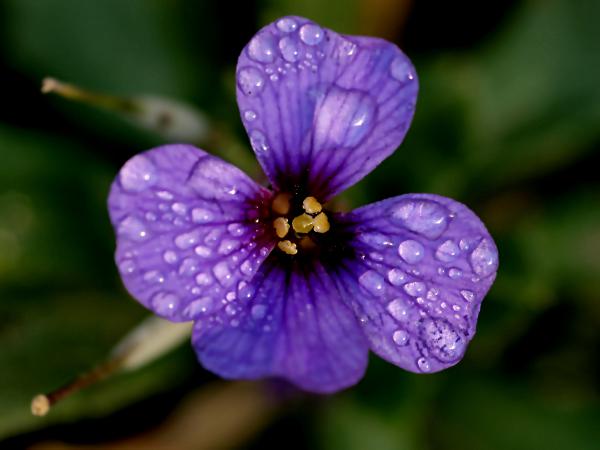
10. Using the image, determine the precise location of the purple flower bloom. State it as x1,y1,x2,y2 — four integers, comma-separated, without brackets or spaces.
108,16,498,393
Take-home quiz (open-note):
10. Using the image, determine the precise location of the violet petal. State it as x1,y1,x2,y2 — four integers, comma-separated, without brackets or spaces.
108,144,274,322
336,193,498,373
236,16,418,200
193,260,369,393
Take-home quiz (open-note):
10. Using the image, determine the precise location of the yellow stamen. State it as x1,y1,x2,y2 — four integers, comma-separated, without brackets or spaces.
292,213,314,233
312,212,330,233
302,196,322,214
273,217,290,238
272,192,292,215
278,240,298,255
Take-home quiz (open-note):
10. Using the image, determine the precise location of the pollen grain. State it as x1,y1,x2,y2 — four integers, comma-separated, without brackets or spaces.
278,240,298,255
273,217,290,238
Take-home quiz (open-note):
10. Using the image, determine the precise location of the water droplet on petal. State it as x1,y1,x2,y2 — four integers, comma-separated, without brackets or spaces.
118,216,149,241
227,223,245,237
390,199,449,240
237,67,266,97
151,291,179,316
240,259,255,276
218,239,240,256
422,319,465,362
243,110,257,122
387,298,408,321
143,270,164,284
163,250,178,264
359,270,385,296
387,268,406,286
470,238,498,277
435,239,459,262
248,33,276,63
195,272,212,286
213,261,233,287
390,56,415,83
448,267,462,279
184,297,213,317
359,232,394,248
156,190,174,200
460,289,475,302
251,304,267,320
191,208,213,224
194,245,211,258
299,23,323,45
276,17,298,33
279,36,301,62
178,257,198,276
404,281,426,297
171,202,187,215
392,329,409,346
119,259,135,274
417,357,431,372
119,155,156,192
398,239,425,264
175,230,200,249
250,129,269,152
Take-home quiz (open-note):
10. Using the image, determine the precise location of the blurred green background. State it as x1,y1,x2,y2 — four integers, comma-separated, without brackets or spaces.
1,0,599,448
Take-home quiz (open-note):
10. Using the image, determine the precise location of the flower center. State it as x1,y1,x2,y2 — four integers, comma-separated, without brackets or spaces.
271,193,330,255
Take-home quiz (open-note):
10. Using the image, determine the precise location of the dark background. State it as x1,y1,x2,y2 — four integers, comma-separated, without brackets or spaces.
1,0,599,448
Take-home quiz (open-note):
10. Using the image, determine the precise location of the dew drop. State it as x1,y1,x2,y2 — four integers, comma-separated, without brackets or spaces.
251,304,267,320
299,23,323,45
218,239,240,256
151,291,179,316
178,257,198,276
460,289,475,302
119,155,157,192
227,223,245,237
250,129,270,152
398,239,425,264
359,232,394,248
387,268,406,286
194,245,212,258
422,319,465,362
435,239,459,263
470,238,498,277
156,190,174,200
417,357,431,372
163,250,178,264
175,230,200,249
448,267,462,279
243,110,257,122
392,329,409,346
390,199,448,240
390,56,415,83
403,281,426,297
143,270,164,284
183,297,213,317
171,202,187,216
213,261,233,286
248,33,276,63
237,67,266,97
119,259,135,274
195,272,212,286
359,270,385,296
386,298,408,321
276,17,297,33
192,208,213,223
240,259,255,276
118,216,149,241
278,36,301,62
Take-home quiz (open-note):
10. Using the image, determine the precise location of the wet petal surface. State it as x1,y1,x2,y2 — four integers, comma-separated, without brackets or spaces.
336,193,498,373
236,16,418,200
193,259,369,393
108,144,274,321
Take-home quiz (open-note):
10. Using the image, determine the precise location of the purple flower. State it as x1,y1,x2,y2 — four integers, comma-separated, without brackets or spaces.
108,16,498,393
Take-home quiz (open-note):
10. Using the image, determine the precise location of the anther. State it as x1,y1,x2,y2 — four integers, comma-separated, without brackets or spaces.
272,193,292,215
292,213,314,233
302,196,322,214
278,240,298,255
273,217,290,238
312,212,330,233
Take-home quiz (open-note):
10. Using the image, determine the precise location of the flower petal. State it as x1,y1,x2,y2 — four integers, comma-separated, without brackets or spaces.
108,144,274,321
236,16,418,200
336,193,498,373
192,259,369,393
